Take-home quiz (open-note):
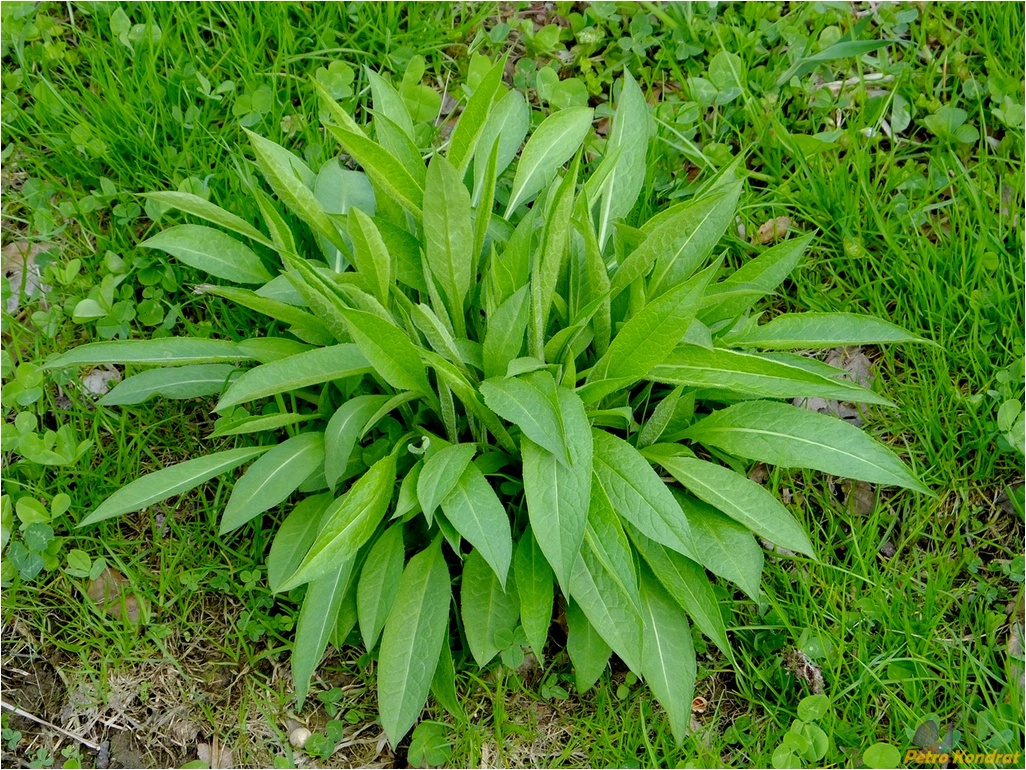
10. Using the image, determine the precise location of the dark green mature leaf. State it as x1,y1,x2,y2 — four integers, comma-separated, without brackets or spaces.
483,285,530,379
675,492,763,600
514,530,554,664
46,338,248,368
294,560,356,707
522,386,593,592
683,401,929,492
565,599,611,692
379,538,451,746
424,155,475,333
267,493,332,592
280,452,397,590
460,547,519,668
348,207,393,307
79,447,269,526
639,566,696,746
216,344,371,411
591,430,698,560
656,455,814,557
418,443,477,523
144,191,272,247
449,58,505,175
480,372,570,466
357,524,405,651
651,345,892,405
728,313,929,349
141,224,274,285
505,107,593,215
98,364,237,405
195,284,333,345
440,462,513,585
430,641,465,719
220,432,326,533
341,308,432,395
325,395,392,491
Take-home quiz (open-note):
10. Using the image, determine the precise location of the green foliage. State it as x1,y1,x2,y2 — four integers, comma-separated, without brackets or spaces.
51,58,930,748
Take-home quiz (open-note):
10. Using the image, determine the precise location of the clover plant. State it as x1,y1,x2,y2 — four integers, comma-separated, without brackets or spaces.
46,60,929,746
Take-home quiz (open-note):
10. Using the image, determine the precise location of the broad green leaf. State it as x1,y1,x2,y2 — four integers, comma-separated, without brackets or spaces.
376,217,428,293
657,455,814,557
565,599,611,692
394,461,423,519
357,524,405,650
728,313,928,349
347,207,393,307
267,493,332,592
235,337,312,363
449,57,505,175
513,530,553,664
589,267,712,386
684,401,929,492
424,155,474,334
430,641,465,719
440,461,513,586
675,491,763,599
294,560,355,707
522,386,593,592
483,285,530,379
474,89,530,201
626,525,733,659
194,284,333,345
651,345,893,405
79,447,269,526
480,372,570,467
98,364,236,406
639,566,696,746
373,112,427,191
367,69,415,139
418,444,477,523
140,224,274,285
379,538,451,746
245,129,348,254
143,191,271,246
281,452,397,590
324,123,424,216
325,395,392,491
46,338,248,368
487,207,536,309
216,344,371,412
460,547,519,668
341,308,432,395
505,107,593,215
220,432,325,533
591,429,698,560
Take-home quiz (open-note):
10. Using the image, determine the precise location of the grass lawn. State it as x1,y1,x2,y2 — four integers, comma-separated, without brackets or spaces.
2,2,1023,768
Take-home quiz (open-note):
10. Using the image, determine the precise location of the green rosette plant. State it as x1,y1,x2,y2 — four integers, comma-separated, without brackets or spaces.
46,60,929,746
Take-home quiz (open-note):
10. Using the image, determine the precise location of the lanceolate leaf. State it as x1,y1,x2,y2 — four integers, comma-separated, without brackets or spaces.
140,224,274,285
480,373,571,467
324,123,424,216
46,338,248,368
675,491,764,600
341,308,432,395
378,538,451,747
474,89,530,201
194,284,333,345
98,364,237,406
325,395,391,491
221,432,326,533
79,447,269,527
460,548,519,668
449,58,506,175
440,461,513,586
565,599,612,692
216,344,371,411
683,401,929,492
483,285,530,379
430,641,465,719
267,493,332,592
294,560,356,708
418,443,477,523
505,107,593,215
728,313,929,349
639,566,696,746
424,155,475,333
514,530,554,664
357,524,405,651
655,455,814,557
143,191,272,247
347,207,393,307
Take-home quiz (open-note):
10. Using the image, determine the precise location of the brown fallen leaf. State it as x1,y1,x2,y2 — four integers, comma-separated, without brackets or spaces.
754,216,791,244
3,241,54,313
86,567,143,624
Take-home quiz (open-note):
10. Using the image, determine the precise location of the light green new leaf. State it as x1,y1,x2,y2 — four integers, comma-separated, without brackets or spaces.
514,530,553,664
651,345,893,405
480,372,570,467
728,313,929,349
379,538,451,747
220,432,325,533
410,303,468,378
357,524,405,651
474,88,531,203
342,308,432,395
461,547,519,668
418,443,477,523
636,384,687,448
235,337,312,363
449,57,505,175
639,566,696,746
565,599,611,692
209,411,313,439
216,344,371,412
281,452,397,590
144,191,272,247
675,491,763,600
267,493,332,592
440,461,513,586
194,284,333,345
505,106,593,215
483,285,530,379
656,455,814,557
522,386,593,592
324,123,424,217
79,447,269,526
367,69,415,139
294,560,356,708
325,395,391,491
683,401,929,492
46,338,248,369
424,155,474,333
140,224,274,285
98,364,237,406
591,429,698,560
347,207,393,307
430,641,465,719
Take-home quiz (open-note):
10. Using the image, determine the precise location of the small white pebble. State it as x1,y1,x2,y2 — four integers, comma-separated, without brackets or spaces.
289,727,312,749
